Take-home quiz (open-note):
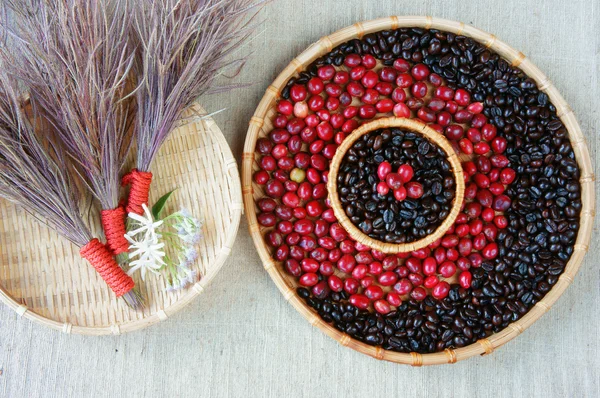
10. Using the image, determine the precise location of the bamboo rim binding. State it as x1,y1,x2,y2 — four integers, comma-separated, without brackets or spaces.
327,117,465,254
242,16,595,365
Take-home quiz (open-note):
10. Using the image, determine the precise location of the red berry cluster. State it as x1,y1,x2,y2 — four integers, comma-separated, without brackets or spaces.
253,52,516,314
375,162,423,201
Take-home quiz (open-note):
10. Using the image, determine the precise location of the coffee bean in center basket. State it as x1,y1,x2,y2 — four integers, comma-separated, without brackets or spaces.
336,128,456,244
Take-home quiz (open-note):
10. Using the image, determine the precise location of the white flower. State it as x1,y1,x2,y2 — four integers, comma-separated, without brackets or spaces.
177,269,199,289
127,204,164,239
177,255,192,269
174,214,203,246
126,237,165,281
129,203,204,292
173,212,202,235
125,204,166,281
183,232,202,245
165,264,200,292
185,247,198,262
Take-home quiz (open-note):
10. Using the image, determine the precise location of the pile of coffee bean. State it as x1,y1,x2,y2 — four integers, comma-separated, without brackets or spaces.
337,127,455,243
287,27,582,353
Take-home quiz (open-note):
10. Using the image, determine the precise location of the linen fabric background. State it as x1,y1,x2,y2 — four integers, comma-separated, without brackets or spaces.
1,0,598,397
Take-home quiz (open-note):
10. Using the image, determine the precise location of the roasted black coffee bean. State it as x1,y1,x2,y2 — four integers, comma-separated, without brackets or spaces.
337,128,456,243
295,25,582,354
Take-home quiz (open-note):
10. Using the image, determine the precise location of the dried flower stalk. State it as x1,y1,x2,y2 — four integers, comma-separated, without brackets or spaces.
2,0,136,257
0,65,142,308
125,0,263,214
0,73,91,247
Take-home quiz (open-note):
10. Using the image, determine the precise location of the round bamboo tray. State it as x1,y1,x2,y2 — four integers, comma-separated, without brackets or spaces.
0,102,242,335
242,16,595,365
328,117,465,254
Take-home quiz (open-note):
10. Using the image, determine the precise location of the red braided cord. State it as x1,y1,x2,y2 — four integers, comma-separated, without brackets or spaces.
122,169,153,215
80,238,134,297
101,206,129,255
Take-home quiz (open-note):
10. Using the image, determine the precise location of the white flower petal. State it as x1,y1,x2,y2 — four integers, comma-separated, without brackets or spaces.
128,212,148,223
128,225,150,236
124,234,139,244
127,262,142,276
142,204,153,220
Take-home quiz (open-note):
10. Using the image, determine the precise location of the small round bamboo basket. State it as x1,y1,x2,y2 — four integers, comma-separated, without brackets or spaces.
0,103,242,335
242,16,595,365
327,117,465,254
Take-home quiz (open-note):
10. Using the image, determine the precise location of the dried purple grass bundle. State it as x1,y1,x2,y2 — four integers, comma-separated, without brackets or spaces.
0,71,91,247
1,0,144,307
0,66,142,308
125,0,264,214
3,0,136,254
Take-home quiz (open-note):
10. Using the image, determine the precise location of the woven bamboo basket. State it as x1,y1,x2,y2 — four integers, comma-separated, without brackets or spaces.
242,16,595,365
328,117,465,254
0,103,242,335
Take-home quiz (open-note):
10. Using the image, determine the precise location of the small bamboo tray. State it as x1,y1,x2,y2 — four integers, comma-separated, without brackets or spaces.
0,103,242,335
328,117,465,254
242,17,595,365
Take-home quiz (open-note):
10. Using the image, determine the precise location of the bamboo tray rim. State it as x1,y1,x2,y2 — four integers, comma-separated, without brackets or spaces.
242,16,595,365
0,104,243,336
327,117,465,254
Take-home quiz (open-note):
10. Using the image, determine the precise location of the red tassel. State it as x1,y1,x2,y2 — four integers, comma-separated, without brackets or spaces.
101,206,129,255
122,169,153,215
80,239,134,297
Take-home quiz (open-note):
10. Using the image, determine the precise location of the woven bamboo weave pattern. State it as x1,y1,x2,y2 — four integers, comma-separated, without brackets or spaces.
327,117,465,254
0,103,242,335
241,16,594,365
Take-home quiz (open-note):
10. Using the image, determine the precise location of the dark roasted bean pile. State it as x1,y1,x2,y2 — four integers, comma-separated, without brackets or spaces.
290,27,582,353
337,127,455,243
